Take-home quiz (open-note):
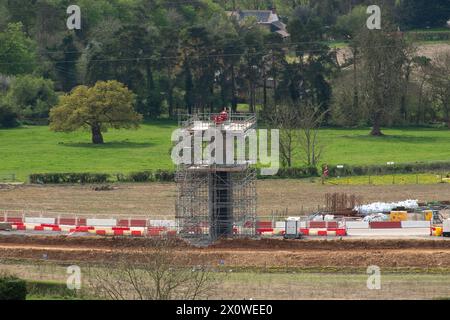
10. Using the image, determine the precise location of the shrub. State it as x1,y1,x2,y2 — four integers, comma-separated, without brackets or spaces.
154,169,175,182
29,173,111,184
0,275,27,300
258,166,319,179
128,171,153,182
26,280,77,298
5,75,57,122
327,161,450,177
0,100,18,128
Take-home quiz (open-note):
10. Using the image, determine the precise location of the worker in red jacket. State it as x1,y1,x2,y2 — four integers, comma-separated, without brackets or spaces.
213,107,229,125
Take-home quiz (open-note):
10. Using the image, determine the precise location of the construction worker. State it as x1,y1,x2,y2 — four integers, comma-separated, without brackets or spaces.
213,107,229,125
322,164,329,185
323,164,329,178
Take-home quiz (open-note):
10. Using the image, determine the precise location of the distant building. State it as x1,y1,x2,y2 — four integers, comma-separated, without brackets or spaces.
227,8,290,38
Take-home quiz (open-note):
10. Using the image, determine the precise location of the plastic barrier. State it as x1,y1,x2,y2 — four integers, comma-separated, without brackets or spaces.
130,219,147,227
401,221,431,228
345,221,370,229
149,220,176,227
59,218,76,225
369,221,402,229
300,228,346,236
117,219,130,227
256,228,274,234
86,219,117,227
25,217,56,225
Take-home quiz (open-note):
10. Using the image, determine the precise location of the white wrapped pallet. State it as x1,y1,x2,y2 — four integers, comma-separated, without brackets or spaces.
355,199,419,215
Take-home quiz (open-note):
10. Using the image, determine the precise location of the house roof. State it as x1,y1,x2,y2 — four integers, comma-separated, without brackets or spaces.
228,9,290,38
271,20,286,30
237,10,273,23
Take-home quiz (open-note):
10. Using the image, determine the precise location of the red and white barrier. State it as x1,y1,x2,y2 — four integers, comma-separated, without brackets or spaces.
300,228,347,236
345,220,431,236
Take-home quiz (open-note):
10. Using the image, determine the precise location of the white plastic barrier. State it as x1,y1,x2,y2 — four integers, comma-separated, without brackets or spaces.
150,220,177,227
347,228,430,236
345,221,370,229
24,217,55,225
86,219,117,227
401,221,431,228
275,221,285,229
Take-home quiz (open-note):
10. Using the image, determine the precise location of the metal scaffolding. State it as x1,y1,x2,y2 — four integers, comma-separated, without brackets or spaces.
175,113,257,242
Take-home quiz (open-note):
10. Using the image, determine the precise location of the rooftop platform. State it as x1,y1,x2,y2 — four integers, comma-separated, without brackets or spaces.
179,113,257,133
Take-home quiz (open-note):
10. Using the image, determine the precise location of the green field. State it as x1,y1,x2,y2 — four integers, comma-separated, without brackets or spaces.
1,122,450,181
327,173,450,185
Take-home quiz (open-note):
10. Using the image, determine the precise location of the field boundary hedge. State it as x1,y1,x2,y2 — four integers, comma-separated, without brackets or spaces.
27,161,450,184
29,170,176,184
327,161,450,177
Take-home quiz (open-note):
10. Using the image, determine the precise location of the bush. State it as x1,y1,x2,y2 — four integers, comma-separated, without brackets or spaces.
26,280,77,299
327,161,450,177
29,170,177,184
128,171,153,182
0,275,27,300
0,99,18,128
154,169,175,182
407,31,450,42
29,173,111,184
258,166,319,179
4,75,58,123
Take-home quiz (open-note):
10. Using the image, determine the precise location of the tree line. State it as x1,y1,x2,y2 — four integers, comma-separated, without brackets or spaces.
0,0,449,141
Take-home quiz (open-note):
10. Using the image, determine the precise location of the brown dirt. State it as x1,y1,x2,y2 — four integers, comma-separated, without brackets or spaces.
0,235,448,269
1,181,450,217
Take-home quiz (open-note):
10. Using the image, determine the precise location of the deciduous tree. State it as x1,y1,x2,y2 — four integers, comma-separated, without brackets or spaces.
49,80,142,144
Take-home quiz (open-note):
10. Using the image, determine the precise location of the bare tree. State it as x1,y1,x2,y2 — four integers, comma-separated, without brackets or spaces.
427,52,450,129
298,103,327,167
267,100,326,167
267,101,300,167
357,26,411,136
85,239,216,300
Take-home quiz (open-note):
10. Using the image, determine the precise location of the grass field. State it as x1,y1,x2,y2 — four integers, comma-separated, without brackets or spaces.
1,122,450,181
327,173,450,185
1,262,449,300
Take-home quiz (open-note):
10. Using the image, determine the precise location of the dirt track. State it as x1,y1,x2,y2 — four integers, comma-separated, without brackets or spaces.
0,235,449,270
2,182,450,216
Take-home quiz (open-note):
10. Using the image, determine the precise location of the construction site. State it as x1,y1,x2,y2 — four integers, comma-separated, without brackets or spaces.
0,112,449,300
1,113,449,241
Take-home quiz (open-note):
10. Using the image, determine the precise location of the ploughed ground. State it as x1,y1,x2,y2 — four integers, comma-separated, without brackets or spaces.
0,235,449,270
1,181,450,216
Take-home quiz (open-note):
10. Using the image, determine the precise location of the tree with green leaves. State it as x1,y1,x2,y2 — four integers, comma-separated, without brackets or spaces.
49,80,142,144
0,23,37,75
5,75,57,122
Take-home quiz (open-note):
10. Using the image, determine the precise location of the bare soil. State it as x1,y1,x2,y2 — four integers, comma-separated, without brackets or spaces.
0,235,448,270
1,181,450,217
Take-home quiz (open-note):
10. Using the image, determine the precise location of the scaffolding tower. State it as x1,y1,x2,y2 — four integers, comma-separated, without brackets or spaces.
175,113,257,242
